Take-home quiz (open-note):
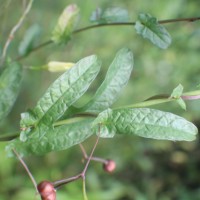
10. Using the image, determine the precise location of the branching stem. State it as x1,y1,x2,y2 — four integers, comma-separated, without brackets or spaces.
14,16,200,62
53,125,101,190
79,144,107,164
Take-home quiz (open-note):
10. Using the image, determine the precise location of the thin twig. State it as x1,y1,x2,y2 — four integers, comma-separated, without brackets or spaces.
53,174,81,189
159,17,200,24
73,16,200,34
81,126,101,176
181,94,200,100
79,143,107,164
53,126,101,189
0,0,34,66
15,40,52,61
79,144,88,159
82,179,88,200
14,16,200,62
12,149,38,192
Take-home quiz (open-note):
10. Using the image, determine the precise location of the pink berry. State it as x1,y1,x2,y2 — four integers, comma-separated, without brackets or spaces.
103,159,116,173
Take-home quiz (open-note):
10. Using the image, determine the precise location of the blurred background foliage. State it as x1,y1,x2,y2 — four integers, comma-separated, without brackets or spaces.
0,0,200,199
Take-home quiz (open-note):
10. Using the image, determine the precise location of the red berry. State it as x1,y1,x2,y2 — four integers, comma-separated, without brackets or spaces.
37,181,56,200
103,159,116,173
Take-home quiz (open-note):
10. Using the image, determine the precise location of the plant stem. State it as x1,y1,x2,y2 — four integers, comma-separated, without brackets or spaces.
159,17,200,24
53,174,81,189
53,126,101,190
53,117,88,127
53,114,96,127
0,0,34,66
79,144,107,164
81,127,100,176
12,149,38,193
14,16,200,62
181,95,200,100
15,40,52,61
82,179,88,200
115,90,200,109
74,16,200,34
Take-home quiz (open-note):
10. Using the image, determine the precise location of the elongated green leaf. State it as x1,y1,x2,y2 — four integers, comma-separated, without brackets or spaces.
20,55,101,132
0,62,22,121
93,108,198,141
81,48,133,113
176,98,186,110
6,118,94,156
51,4,79,44
90,7,129,23
18,24,41,56
134,13,171,49
171,84,184,98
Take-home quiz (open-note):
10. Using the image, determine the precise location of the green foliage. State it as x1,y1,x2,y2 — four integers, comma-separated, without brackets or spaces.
7,118,93,156
170,84,186,110
20,55,100,130
18,24,41,56
93,108,197,141
6,49,198,157
90,7,129,23
170,84,184,98
81,48,133,113
8,55,101,155
135,13,172,49
51,4,80,44
0,62,22,121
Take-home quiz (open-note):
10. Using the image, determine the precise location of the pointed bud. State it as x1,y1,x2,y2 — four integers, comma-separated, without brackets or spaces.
47,61,74,72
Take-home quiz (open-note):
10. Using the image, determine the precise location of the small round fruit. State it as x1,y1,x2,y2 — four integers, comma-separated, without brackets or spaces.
37,180,56,200
103,159,116,173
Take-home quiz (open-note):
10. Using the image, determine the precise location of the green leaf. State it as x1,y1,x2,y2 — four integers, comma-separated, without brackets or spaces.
6,118,94,156
18,24,41,56
0,62,22,121
134,13,171,49
176,98,186,110
93,108,198,141
51,4,79,44
170,84,184,98
170,84,186,110
90,7,129,23
20,55,101,132
81,48,133,113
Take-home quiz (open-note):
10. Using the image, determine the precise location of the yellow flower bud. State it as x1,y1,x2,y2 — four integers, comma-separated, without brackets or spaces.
47,61,74,72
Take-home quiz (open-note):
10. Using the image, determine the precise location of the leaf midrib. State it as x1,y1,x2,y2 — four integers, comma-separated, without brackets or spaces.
35,62,98,128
